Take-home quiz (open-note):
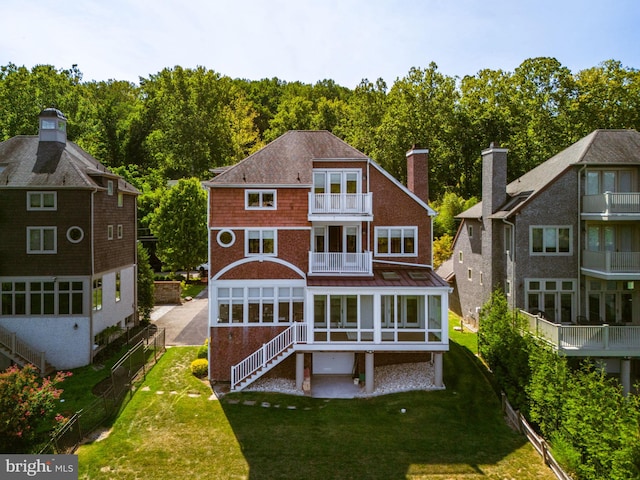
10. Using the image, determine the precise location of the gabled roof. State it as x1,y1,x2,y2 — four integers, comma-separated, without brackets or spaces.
206,130,368,186
457,129,640,220
0,135,138,194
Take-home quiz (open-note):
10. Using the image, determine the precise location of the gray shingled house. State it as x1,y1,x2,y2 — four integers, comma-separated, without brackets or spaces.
0,109,139,371
447,130,640,392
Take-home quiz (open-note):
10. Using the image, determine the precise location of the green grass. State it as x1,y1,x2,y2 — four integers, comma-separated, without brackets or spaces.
181,282,206,299
76,343,555,480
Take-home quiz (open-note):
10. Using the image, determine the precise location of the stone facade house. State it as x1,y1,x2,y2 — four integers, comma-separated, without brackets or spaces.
0,109,139,371
448,130,640,392
205,131,450,393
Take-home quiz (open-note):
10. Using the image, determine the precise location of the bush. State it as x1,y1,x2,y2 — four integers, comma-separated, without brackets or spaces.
197,345,208,359
196,338,209,359
190,359,208,378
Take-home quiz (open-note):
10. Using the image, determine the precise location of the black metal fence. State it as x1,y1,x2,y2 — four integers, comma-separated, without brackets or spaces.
40,327,166,454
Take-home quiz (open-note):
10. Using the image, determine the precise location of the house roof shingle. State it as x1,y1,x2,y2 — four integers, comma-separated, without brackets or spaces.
206,130,368,186
0,135,139,195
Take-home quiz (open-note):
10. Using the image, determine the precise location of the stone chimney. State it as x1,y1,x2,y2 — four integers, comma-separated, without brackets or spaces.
481,142,508,218
38,108,67,144
406,146,429,203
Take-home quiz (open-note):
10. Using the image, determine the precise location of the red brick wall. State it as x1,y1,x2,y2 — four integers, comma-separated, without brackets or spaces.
368,164,433,264
209,325,289,380
93,188,137,273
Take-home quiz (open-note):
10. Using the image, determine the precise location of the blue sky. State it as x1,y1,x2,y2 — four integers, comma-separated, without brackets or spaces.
1,0,638,87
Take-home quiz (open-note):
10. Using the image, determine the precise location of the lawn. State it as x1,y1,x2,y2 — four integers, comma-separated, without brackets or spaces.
76,341,555,479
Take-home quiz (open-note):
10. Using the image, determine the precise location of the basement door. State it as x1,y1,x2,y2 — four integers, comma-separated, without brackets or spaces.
312,352,355,375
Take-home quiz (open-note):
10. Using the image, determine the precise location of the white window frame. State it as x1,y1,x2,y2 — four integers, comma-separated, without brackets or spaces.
245,229,277,256
27,227,57,254
27,191,57,211
530,226,572,256
107,180,114,196
245,190,277,210
374,227,418,257
458,250,463,263
117,224,123,239
467,225,473,238
107,225,114,240
217,229,236,248
117,192,124,207
115,272,121,302
467,268,472,281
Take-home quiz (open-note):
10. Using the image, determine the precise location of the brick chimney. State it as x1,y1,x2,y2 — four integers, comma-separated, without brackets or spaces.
406,146,429,203
481,142,508,217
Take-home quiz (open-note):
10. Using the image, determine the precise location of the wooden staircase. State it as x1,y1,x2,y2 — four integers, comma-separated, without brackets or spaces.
0,324,55,375
231,323,307,391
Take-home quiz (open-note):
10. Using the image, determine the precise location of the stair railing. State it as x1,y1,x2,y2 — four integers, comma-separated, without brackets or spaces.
0,323,47,374
231,323,307,391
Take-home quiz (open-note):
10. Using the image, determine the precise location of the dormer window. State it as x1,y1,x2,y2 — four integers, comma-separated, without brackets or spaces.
41,119,56,129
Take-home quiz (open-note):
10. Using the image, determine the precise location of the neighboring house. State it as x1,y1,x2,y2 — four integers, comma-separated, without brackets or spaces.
205,131,450,393
0,109,139,372
448,130,640,392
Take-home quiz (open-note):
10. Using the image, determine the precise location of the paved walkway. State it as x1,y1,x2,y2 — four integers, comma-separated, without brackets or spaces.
150,289,209,346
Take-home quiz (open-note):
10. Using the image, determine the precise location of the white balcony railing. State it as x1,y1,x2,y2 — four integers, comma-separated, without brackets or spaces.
582,250,640,273
582,192,640,215
309,192,373,216
309,251,372,275
520,310,640,356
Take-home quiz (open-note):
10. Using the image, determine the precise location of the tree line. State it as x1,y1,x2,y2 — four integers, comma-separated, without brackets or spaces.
1,58,639,203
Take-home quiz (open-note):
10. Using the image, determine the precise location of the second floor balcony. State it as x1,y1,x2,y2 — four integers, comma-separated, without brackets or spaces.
308,251,372,275
582,250,640,277
582,192,640,219
308,192,373,218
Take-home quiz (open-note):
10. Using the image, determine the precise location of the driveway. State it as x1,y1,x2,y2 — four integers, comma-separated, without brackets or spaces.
150,288,209,346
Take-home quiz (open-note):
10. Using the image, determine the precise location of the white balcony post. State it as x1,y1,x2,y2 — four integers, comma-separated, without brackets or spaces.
261,344,267,368
603,324,609,350
11,333,16,354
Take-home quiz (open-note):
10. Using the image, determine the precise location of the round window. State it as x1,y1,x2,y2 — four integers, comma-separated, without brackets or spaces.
217,229,235,248
67,226,84,243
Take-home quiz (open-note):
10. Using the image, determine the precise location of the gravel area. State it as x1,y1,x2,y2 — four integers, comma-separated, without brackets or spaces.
244,362,441,397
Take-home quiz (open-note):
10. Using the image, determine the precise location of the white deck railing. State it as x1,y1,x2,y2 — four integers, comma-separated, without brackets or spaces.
309,251,372,275
582,250,640,273
0,324,47,374
520,310,640,355
230,323,307,391
309,192,373,216
583,192,640,215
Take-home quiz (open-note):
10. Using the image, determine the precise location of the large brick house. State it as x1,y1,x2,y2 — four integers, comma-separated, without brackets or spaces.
448,130,640,392
205,130,450,393
0,109,139,371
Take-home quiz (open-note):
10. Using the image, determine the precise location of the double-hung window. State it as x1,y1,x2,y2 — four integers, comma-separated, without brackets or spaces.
27,227,56,253
27,191,56,211
375,227,417,256
245,190,276,209
246,229,276,255
530,226,572,255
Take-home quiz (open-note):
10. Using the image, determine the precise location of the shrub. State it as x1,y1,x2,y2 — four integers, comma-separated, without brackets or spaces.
190,359,208,378
196,338,209,359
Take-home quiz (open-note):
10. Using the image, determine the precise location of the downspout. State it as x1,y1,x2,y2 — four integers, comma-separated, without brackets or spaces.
367,159,372,261
89,188,97,363
502,217,516,315
577,165,586,317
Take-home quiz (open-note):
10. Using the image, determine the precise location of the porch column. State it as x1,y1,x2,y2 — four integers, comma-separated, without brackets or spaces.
295,353,305,390
433,352,444,388
621,358,631,396
365,351,374,394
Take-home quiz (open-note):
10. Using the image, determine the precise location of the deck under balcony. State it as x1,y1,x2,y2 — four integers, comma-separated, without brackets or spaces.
308,192,373,219
582,192,640,220
520,310,640,357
